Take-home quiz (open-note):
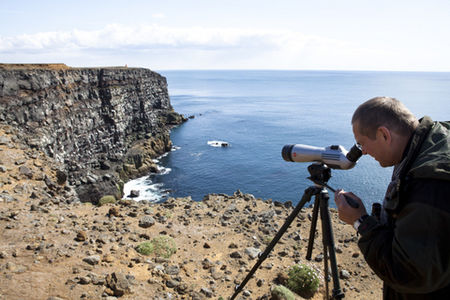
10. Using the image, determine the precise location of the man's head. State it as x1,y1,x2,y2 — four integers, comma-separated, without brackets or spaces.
352,97,419,167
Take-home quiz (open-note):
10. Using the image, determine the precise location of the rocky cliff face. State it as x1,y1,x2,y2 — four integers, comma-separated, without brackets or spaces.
0,64,185,203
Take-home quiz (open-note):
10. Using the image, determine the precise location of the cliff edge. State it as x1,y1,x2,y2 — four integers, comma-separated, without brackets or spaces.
0,64,186,203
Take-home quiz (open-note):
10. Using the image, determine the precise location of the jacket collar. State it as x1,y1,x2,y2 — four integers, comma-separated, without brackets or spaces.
383,117,433,214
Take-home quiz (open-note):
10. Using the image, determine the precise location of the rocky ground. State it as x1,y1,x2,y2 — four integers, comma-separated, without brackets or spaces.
0,124,382,300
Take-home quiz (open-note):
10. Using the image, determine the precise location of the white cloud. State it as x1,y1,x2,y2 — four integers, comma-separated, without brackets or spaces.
151,13,166,19
0,24,375,52
0,23,425,70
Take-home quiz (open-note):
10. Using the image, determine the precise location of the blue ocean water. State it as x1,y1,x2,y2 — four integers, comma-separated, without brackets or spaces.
123,70,450,208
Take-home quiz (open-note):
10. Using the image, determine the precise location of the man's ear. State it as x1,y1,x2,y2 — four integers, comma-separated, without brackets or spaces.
378,126,391,143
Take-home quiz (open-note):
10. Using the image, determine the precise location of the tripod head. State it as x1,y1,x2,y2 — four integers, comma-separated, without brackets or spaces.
307,163,331,187
308,163,359,209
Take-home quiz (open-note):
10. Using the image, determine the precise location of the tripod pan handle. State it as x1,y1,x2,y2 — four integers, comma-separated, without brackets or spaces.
344,194,359,208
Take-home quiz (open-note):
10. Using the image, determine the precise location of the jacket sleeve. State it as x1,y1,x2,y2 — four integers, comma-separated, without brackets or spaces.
357,179,450,294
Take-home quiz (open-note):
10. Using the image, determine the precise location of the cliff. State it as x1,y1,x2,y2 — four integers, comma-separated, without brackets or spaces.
0,64,186,203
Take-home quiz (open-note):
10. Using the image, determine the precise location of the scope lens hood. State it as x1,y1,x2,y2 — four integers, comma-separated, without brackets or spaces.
282,144,295,162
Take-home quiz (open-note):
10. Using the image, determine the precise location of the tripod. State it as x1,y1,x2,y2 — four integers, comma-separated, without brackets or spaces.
230,163,345,300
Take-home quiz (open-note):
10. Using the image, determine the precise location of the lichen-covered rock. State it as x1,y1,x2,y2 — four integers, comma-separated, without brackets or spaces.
105,272,132,296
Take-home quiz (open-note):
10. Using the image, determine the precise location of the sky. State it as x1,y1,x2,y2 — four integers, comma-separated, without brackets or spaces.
1,0,450,71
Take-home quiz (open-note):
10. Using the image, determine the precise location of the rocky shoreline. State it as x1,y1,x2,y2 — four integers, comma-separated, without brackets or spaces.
0,64,382,299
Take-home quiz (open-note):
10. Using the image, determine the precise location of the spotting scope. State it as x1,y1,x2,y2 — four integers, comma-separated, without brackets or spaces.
282,144,362,170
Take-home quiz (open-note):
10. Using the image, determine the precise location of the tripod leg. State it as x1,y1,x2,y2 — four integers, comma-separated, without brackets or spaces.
306,197,320,260
229,186,317,300
319,189,345,299
323,243,330,299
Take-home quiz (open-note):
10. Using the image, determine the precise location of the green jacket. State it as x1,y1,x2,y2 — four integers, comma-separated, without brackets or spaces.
357,117,450,299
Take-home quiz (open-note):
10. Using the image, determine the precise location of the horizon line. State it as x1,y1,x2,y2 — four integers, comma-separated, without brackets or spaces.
154,68,450,74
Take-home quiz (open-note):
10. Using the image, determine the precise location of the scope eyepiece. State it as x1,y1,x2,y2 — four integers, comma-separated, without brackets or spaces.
346,144,363,163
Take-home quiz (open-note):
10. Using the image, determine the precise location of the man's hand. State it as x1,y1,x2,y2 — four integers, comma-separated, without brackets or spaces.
334,189,367,225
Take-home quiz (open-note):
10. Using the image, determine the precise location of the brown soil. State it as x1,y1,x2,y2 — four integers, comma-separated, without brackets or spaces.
0,124,382,300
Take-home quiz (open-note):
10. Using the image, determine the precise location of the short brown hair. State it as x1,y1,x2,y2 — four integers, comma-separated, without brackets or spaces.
352,97,418,139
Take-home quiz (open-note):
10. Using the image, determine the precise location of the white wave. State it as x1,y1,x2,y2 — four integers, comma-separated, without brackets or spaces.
122,149,175,202
122,176,164,202
159,151,170,159
157,166,172,175
190,152,203,157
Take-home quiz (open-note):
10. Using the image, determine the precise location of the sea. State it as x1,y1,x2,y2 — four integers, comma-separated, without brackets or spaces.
123,70,450,208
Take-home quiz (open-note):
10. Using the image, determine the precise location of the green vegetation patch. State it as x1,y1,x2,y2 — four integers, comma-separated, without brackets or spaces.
271,285,295,300
286,264,319,298
136,241,154,256
136,235,177,258
98,195,116,206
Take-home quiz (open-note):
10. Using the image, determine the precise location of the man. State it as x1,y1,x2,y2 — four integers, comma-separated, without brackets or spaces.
334,97,450,299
